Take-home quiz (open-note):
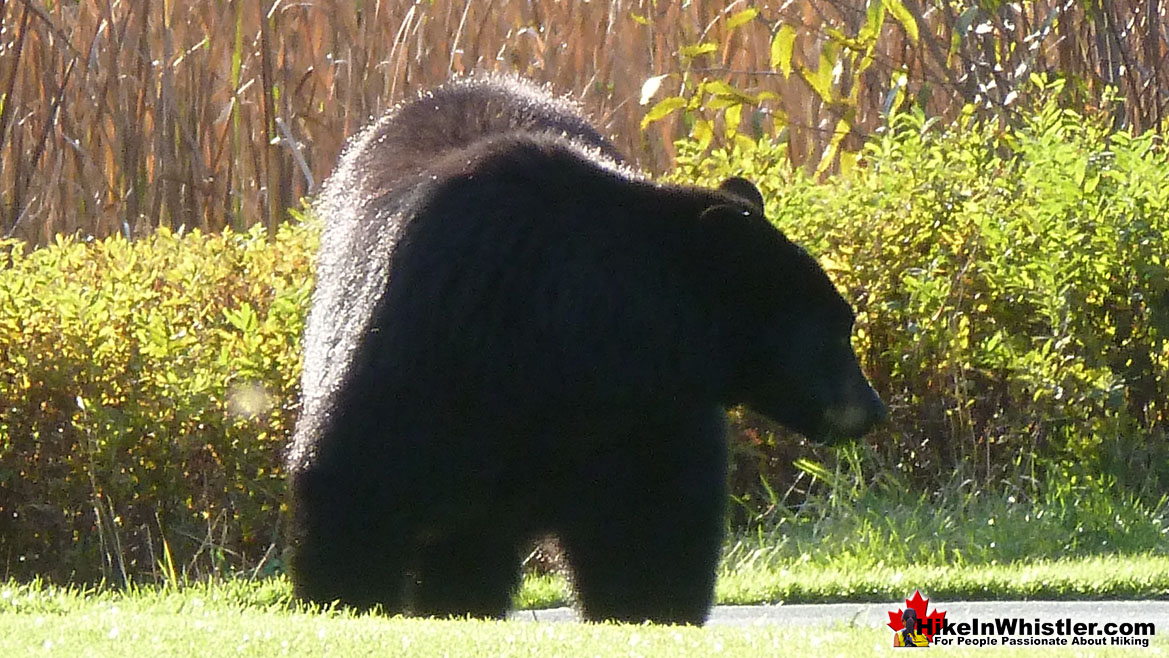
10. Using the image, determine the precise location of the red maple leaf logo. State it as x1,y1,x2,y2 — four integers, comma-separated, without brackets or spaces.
887,590,947,642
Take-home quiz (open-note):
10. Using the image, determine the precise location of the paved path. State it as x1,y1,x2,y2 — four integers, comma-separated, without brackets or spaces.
512,601,1169,627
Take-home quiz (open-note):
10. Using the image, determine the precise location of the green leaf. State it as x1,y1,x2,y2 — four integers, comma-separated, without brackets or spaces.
680,42,718,58
770,24,797,78
726,8,759,30
882,0,919,43
792,458,844,488
225,302,258,333
858,1,886,45
955,6,980,36
640,96,687,129
882,70,908,116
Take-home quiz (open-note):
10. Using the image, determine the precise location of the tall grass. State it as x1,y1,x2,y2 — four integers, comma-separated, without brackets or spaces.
726,443,1169,570
0,1,1165,243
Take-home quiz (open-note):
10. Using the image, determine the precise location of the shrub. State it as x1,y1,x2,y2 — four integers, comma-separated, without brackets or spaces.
0,221,315,582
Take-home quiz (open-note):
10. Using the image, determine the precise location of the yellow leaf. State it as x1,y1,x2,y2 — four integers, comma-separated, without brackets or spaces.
640,96,686,129
882,0,919,44
704,80,750,100
726,8,759,30
819,255,844,272
724,103,743,139
770,24,797,78
680,42,718,58
798,64,833,104
815,114,854,179
858,2,886,45
691,118,714,151
733,133,756,152
839,150,859,177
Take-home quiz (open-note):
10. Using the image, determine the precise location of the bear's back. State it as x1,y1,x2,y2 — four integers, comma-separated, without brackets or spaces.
338,76,623,204
292,77,645,470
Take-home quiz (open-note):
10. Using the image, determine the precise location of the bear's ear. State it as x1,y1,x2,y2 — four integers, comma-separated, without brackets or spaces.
718,177,765,215
694,204,786,276
692,204,786,311
696,203,775,251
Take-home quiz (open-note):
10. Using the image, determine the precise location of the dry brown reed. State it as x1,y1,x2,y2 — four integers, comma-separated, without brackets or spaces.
0,0,1165,243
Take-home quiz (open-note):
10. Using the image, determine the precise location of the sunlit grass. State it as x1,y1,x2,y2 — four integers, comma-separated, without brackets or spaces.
724,467,1169,570
714,469,1169,605
5,482,1166,657
6,552,1164,618
2,580,1166,657
4,482,1163,614
509,554,1169,609
715,555,1169,606
526,477,1169,608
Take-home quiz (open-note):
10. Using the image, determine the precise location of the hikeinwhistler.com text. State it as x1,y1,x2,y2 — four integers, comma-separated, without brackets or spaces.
921,617,1155,648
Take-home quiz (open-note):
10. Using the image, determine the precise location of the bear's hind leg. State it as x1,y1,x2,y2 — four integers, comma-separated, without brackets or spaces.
289,467,411,612
410,530,523,619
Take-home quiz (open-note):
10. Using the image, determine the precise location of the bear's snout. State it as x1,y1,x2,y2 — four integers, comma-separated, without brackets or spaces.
822,376,887,441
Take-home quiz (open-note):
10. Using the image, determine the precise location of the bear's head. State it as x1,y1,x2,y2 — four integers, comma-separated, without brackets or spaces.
700,177,886,443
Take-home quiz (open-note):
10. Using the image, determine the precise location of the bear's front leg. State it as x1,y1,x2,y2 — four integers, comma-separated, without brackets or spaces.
558,407,729,625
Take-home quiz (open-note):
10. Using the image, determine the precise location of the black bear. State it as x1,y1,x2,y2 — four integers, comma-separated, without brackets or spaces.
287,75,885,625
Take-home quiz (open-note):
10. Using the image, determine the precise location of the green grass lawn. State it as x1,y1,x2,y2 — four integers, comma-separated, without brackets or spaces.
519,554,1169,608
4,480,1166,655
716,554,1169,606
3,580,1167,657
3,540,1167,656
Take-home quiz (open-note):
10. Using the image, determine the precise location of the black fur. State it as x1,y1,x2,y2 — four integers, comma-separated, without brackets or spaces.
288,75,884,624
